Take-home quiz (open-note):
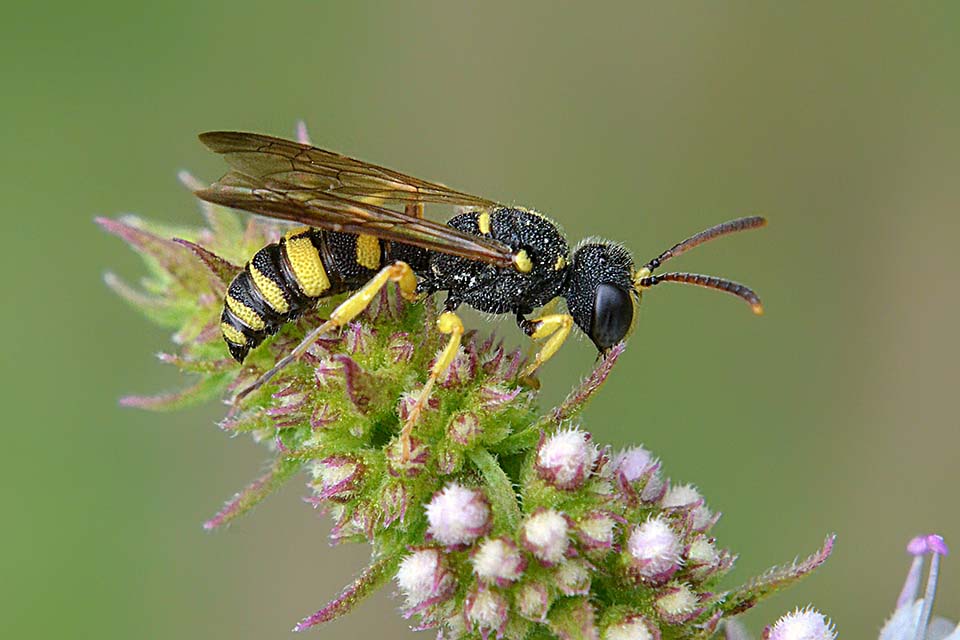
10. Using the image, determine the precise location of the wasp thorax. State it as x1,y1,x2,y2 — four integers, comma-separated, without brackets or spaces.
565,241,636,351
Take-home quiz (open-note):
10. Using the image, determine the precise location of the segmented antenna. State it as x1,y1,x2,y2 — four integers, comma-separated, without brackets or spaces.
636,216,766,314
643,216,766,272
636,272,764,315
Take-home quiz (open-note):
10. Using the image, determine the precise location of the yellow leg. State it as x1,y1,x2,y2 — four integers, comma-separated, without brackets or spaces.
231,262,418,406
405,202,424,219
399,311,464,461
519,313,574,378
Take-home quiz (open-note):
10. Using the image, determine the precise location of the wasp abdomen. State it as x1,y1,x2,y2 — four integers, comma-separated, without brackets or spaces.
220,228,338,362
220,228,428,362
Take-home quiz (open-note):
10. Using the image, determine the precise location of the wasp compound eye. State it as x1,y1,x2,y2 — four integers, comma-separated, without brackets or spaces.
591,283,633,351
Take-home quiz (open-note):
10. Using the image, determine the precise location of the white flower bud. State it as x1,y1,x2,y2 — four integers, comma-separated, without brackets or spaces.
472,537,526,585
578,511,618,552
396,549,452,609
603,614,659,640
685,536,721,582
766,606,836,640
662,483,713,531
654,583,700,624
465,587,508,639
556,558,592,595
521,508,570,564
536,427,598,490
626,515,682,583
515,581,551,622
426,483,490,546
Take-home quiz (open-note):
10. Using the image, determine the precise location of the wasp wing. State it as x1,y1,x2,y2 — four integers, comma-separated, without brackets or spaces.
196,131,516,268
199,131,500,208
195,170,517,268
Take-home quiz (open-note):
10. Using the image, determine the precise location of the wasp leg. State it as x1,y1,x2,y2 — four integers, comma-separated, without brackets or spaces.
405,202,424,219
399,310,464,462
517,313,574,378
231,262,419,406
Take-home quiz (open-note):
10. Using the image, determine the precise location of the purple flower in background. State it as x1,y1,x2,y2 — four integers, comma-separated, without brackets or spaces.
880,534,958,640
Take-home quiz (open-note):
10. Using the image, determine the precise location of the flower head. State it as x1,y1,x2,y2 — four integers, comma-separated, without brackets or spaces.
104,146,834,638
764,606,836,640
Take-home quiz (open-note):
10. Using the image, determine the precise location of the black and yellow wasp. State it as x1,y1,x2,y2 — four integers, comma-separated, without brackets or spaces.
196,131,765,459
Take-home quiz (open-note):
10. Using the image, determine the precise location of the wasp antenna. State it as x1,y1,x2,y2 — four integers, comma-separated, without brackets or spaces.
637,272,764,315
643,216,766,272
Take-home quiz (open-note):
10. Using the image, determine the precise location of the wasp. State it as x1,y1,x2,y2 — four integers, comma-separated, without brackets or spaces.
196,131,765,459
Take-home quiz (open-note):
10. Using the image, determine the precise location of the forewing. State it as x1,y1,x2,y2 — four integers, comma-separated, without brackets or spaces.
195,170,517,268
199,131,500,208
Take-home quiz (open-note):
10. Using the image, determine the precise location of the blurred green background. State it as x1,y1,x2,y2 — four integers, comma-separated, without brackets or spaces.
3,2,958,638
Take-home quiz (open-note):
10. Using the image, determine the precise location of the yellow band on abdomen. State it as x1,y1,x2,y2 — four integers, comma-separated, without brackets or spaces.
356,234,381,270
284,235,331,297
226,295,266,330
249,264,290,313
220,322,247,346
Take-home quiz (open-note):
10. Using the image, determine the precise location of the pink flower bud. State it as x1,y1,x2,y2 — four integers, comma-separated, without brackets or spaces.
603,614,660,640
472,537,526,585
426,483,490,546
612,446,655,481
764,607,836,640
536,427,599,490
654,583,701,624
515,581,552,622
625,515,682,584
612,446,665,502
464,587,509,640
521,508,570,565
396,548,454,612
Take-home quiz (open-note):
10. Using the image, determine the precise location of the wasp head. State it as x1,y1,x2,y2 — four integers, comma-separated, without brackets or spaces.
565,241,637,352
